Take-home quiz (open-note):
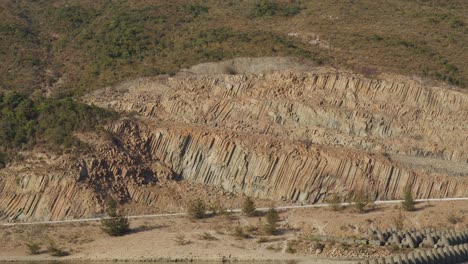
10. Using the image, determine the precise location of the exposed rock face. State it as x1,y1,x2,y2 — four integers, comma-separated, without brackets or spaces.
0,153,99,221
86,67,467,202
1,63,467,221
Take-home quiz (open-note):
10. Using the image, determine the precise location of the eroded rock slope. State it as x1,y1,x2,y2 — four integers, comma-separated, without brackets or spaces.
86,66,468,200
1,60,467,221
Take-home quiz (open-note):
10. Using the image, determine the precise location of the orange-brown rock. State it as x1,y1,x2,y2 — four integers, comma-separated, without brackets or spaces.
1,59,467,221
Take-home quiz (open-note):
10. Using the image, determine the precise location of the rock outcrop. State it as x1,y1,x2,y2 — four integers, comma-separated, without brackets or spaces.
1,62,467,221
86,67,468,203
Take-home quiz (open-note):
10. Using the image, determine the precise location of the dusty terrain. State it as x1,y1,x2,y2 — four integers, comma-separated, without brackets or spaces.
0,201,466,262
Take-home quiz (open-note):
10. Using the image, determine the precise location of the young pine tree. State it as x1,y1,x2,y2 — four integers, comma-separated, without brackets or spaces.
101,199,130,236
187,198,207,219
263,206,280,235
402,183,416,211
242,197,256,217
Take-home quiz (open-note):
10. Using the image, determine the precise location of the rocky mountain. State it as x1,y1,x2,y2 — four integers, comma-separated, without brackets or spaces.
1,58,466,221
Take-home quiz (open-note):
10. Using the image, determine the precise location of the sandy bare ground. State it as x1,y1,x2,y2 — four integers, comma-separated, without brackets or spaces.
0,201,466,263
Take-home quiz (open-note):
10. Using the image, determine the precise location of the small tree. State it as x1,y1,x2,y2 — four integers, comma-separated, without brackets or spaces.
101,199,130,236
402,183,416,211
263,206,280,235
188,198,206,219
351,190,371,213
242,197,256,217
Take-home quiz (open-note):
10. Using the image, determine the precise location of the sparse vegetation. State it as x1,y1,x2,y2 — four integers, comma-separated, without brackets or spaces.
327,194,343,211
285,240,298,253
242,197,257,217
26,242,41,255
351,190,373,213
391,210,406,230
47,243,69,257
187,199,207,219
447,213,463,225
231,225,250,239
101,199,130,236
198,232,218,241
402,183,416,211
175,233,191,245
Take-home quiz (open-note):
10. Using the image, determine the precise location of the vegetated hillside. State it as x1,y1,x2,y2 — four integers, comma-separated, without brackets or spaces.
0,0,466,96
0,92,114,167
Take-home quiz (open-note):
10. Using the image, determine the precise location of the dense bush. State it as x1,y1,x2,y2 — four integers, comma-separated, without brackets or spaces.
0,92,113,164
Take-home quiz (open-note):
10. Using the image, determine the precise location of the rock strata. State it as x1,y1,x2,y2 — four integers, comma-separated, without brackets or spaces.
1,63,467,221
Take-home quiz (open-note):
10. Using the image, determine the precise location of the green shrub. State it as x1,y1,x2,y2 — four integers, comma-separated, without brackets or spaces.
101,199,130,236
262,206,280,235
402,184,416,211
242,197,256,217
188,199,207,219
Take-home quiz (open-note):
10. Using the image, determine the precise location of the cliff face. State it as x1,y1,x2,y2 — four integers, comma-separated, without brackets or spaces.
1,64,467,221
89,68,467,201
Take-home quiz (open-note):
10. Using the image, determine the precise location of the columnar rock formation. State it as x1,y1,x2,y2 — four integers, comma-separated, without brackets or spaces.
0,60,467,221
86,67,468,201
